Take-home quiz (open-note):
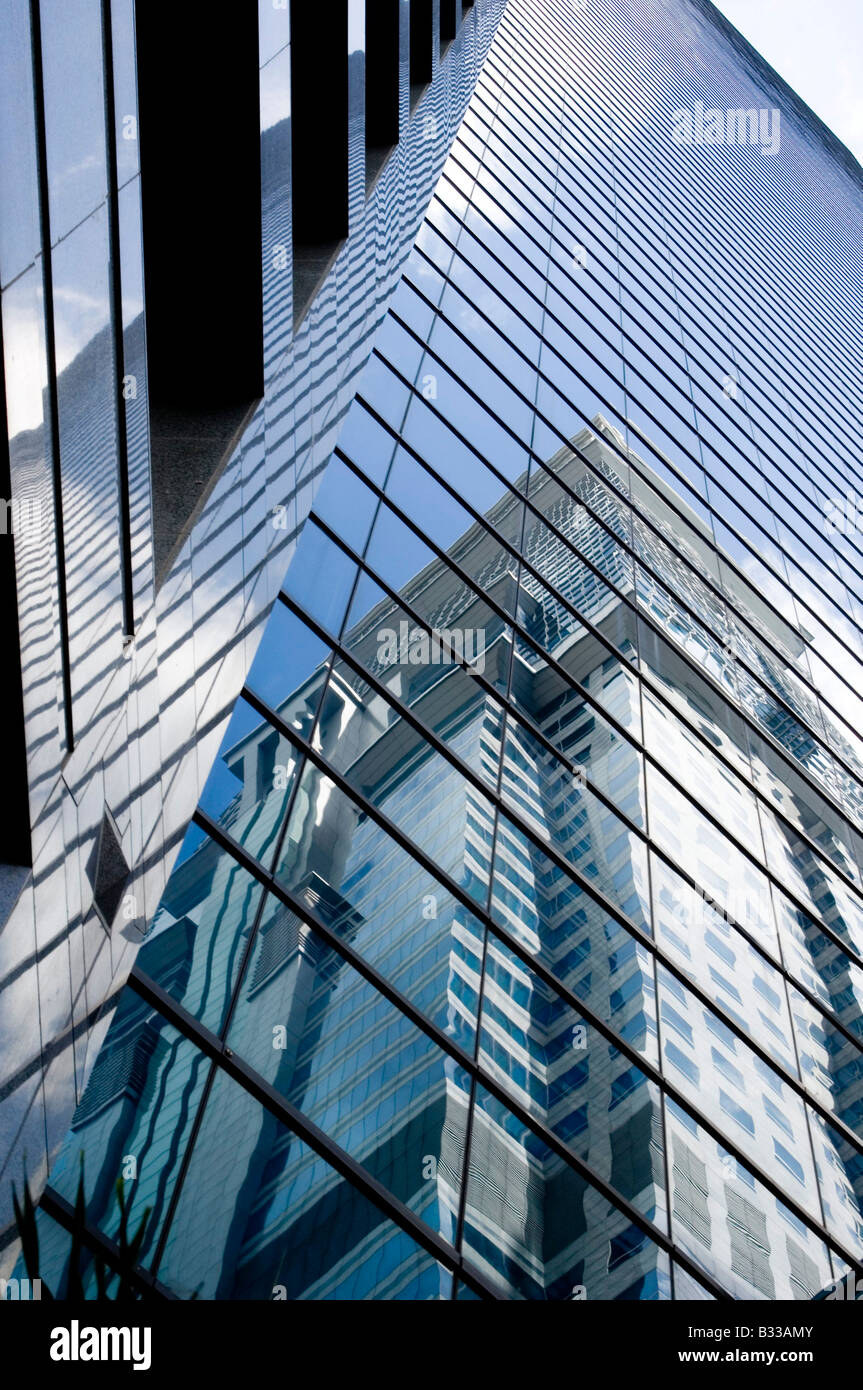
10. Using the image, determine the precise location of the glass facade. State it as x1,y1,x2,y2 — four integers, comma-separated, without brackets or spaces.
12,0,863,1301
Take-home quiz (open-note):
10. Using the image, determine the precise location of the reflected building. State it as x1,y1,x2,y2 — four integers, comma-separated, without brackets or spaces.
6,0,863,1301
29,417,863,1300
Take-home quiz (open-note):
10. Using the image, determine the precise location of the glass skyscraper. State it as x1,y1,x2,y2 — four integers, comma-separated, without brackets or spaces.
7,0,863,1302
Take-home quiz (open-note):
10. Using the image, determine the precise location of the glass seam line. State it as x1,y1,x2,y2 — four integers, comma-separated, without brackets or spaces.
459,79,863,480
377,280,863,783
471,61,863,457
190,789,861,1283
100,0,135,637
151,320,472,1280
472,46,863,569
512,0,863,347
449,96,863,619
442,123,863,557
452,356,529,1263
137,666,335,1279
482,42,860,431
277,569,863,1072
283,562,863,1054
307,499,863,1022
378,287,863,833
127,965,496,1302
445,26,514,1287
430,143,863,703
459,78,863,510
213,652,336,1041
375,296,847,743
38,1185,177,1300
284,514,863,1019
403,224,863,725
261,49,477,455
441,120,863,580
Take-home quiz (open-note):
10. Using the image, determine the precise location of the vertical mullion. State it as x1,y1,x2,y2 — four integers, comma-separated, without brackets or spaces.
29,0,75,752
101,0,136,638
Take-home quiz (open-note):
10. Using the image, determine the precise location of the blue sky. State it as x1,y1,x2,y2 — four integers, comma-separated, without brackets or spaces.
714,0,863,162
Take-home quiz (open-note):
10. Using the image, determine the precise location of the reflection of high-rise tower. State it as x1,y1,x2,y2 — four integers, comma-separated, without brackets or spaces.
14,0,863,1304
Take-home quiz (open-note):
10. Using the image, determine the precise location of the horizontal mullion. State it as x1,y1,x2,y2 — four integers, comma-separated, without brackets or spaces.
278,554,863,1079
452,101,863,539
38,1185,178,1300
477,41,863,499
380,291,863,898
183,811,729,1301
244,660,863,1199
526,0,863,357
464,82,863,654
130,893,724,1302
